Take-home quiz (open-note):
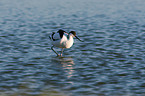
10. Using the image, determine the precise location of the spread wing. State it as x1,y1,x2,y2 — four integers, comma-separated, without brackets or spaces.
49,32,61,41
52,32,61,41
49,31,68,41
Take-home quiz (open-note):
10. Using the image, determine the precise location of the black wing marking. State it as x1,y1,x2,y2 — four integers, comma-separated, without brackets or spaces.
51,32,59,41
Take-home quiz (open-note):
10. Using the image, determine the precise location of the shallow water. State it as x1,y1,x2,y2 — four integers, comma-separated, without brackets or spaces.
0,0,145,96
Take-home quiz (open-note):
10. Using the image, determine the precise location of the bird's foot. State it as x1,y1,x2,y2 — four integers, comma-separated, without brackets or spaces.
56,53,63,57
59,54,62,57
57,54,61,57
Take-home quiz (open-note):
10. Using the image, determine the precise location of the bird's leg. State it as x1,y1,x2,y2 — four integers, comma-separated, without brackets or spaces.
51,46,60,56
60,48,64,56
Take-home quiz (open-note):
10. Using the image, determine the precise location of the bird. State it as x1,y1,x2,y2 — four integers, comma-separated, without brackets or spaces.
49,29,82,56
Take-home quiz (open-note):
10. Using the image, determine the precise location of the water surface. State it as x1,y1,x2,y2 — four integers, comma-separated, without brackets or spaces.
0,0,145,96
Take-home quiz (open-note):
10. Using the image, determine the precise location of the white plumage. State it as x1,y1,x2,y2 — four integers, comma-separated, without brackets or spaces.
49,29,82,56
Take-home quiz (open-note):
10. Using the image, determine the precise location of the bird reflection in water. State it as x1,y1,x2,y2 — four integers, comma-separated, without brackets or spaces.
59,57,75,79
51,56,75,84
60,57,75,79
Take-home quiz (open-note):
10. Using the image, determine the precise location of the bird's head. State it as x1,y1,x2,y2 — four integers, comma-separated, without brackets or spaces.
69,31,83,42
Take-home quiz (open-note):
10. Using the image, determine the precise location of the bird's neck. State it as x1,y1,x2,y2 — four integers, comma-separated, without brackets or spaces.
67,34,73,40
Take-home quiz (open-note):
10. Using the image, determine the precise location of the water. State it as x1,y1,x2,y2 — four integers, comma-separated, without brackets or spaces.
0,0,145,96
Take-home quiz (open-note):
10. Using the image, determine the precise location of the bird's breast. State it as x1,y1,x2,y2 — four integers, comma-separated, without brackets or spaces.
62,38,74,48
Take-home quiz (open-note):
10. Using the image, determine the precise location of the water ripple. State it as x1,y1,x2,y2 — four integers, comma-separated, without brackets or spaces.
0,0,145,96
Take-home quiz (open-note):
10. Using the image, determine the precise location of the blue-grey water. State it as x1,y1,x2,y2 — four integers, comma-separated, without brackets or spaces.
0,0,145,96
